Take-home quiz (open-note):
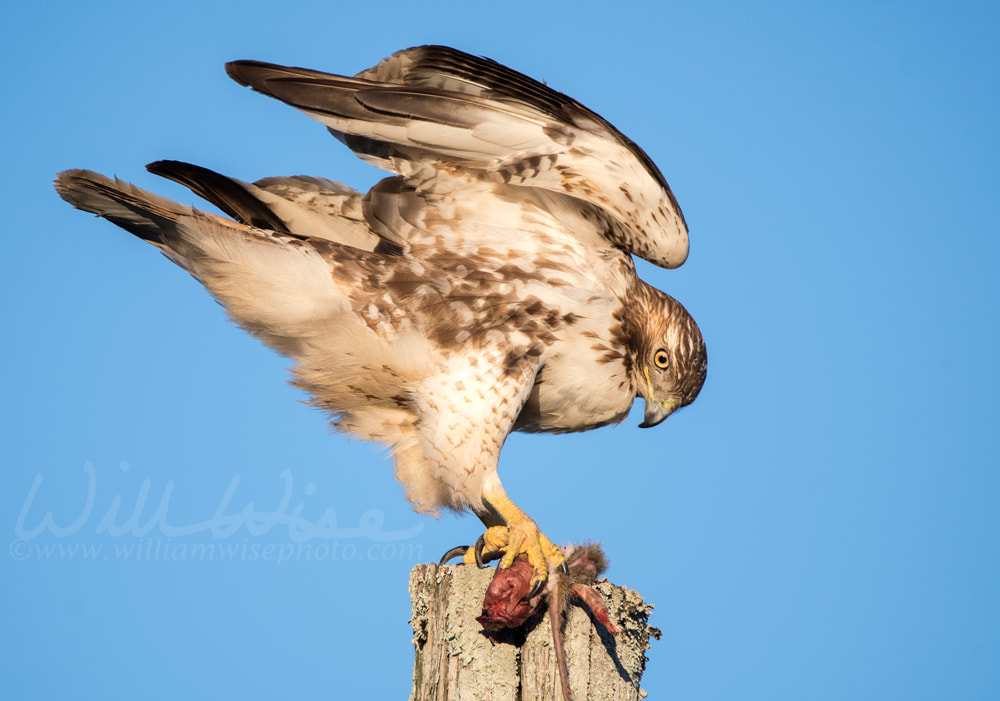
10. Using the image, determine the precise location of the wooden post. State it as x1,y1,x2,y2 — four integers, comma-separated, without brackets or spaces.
409,563,658,701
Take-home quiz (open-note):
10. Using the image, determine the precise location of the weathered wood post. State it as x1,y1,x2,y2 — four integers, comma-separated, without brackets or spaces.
409,563,658,700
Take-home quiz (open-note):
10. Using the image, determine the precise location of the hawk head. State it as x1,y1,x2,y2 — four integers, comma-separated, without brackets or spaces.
632,286,707,428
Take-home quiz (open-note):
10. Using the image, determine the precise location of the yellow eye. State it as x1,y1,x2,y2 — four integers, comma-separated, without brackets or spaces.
653,348,670,369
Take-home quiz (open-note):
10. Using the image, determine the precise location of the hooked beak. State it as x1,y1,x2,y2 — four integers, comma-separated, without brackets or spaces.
638,398,677,428
638,366,678,428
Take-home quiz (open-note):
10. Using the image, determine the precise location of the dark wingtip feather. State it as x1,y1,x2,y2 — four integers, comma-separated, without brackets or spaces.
225,60,334,93
147,160,289,232
225,60,270,88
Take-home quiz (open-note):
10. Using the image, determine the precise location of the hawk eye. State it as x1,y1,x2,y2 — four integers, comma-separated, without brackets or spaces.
653,349,670,369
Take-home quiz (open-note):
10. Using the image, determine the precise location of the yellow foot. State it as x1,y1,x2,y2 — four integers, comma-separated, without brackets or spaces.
462,494,566,599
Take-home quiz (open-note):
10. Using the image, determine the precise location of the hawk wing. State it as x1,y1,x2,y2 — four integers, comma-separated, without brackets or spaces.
146,160,384,251
225,45,689,269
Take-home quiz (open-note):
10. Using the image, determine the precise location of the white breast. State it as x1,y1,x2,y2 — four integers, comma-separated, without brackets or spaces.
516,307,635,434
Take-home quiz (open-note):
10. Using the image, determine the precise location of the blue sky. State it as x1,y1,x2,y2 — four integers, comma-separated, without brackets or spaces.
3,1,998,699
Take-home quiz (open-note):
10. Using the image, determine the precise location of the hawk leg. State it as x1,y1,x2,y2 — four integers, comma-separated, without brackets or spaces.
464,485,567,598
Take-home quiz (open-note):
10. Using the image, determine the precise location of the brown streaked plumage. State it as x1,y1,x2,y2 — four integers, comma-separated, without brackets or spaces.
54,45,706,594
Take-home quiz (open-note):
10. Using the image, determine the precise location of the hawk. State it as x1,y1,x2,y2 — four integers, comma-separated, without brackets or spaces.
55,46,707,595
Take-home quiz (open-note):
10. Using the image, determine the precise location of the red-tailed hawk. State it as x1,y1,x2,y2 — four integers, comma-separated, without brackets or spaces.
55,46,707,595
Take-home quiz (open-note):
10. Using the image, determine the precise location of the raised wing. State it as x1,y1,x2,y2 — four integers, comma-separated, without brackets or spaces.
146,160,386,251
226,45,689,269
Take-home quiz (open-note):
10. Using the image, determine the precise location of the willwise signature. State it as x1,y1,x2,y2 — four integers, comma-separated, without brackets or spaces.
14,463,422,543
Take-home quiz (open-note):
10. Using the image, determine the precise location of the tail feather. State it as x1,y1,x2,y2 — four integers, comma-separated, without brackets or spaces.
54,170,190,248
54,168,367,358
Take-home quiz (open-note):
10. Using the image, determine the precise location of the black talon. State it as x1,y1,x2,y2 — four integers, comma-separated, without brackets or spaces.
526,576,546,601
473,534,487,568
558,560,569,576
439,545,470,565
